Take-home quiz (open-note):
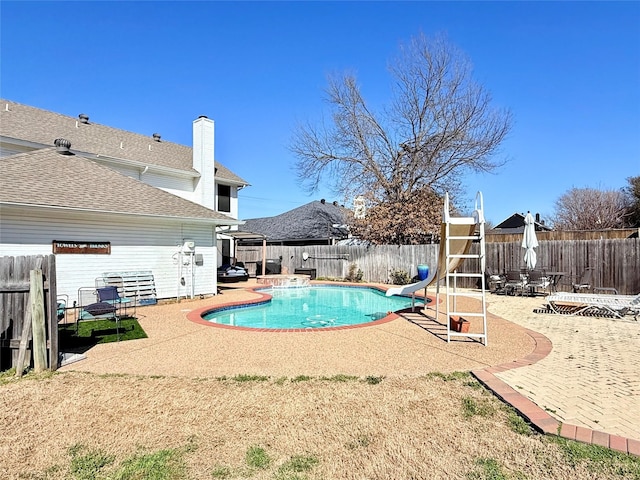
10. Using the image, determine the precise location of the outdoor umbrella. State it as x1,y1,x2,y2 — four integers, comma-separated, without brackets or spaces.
522,211,539,270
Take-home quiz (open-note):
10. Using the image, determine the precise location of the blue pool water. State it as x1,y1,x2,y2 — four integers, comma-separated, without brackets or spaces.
202,286,424,329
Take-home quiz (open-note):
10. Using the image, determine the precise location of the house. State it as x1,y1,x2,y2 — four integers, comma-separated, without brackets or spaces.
237,200,352,246
0,99,249,303
490,212,552,235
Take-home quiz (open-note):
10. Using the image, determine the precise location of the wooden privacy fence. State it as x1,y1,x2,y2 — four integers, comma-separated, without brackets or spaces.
486,227,638,243
0,255,59,373
237,237,640,295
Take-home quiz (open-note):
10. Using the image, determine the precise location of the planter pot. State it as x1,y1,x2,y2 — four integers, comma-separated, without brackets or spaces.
449,316,470,333
417,264,429,281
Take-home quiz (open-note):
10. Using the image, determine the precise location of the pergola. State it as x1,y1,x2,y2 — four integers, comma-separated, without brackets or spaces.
221,230,268,275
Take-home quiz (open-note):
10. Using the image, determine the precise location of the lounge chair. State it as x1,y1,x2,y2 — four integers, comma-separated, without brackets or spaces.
217,263,249,283
572,267,594,293
57,294,69,321
544,292,639,320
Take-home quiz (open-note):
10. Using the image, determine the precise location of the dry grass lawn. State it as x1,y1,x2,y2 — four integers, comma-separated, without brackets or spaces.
1,371,637,479
2,285,638,479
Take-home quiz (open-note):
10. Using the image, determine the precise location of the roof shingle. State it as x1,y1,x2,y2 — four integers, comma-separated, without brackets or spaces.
240,201,350,241
0,99,248,185
0,148,239,223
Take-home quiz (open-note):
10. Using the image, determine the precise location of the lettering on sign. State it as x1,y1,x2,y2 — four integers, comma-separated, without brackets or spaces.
52,240,111,255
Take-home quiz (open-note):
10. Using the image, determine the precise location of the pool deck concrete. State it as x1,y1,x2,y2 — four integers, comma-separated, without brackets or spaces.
58,280,639,456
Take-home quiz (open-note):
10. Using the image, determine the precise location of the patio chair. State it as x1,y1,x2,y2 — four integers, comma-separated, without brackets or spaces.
485,268,505,293
57,294,69,321
503,270,526,296
526,270,550,296
77,287,120,339
545,292,639,320
572,267,594,293
96,285,134,318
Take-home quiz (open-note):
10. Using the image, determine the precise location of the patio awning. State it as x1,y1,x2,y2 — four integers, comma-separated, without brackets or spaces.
218,230,266,241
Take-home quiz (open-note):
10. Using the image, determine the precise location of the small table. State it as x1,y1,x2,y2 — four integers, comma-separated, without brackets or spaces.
545,272,566,293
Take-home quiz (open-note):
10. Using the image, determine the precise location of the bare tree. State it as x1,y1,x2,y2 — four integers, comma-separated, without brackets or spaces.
622,176,640,227
552,187,629,230
291,33,512,226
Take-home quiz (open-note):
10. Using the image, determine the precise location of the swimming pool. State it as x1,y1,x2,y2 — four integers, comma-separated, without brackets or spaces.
201,286,425,330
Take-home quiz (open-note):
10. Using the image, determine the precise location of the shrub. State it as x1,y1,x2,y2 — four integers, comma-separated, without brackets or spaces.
345,263,364,282
389,269,411,285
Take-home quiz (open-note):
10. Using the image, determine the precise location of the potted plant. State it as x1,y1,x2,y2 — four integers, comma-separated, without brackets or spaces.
449,315,470,333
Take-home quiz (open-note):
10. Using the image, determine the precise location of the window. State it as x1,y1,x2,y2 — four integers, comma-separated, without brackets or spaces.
218,184,231,212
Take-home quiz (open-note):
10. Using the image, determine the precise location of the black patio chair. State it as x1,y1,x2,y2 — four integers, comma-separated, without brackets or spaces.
526,270,550,296
503,270,526,296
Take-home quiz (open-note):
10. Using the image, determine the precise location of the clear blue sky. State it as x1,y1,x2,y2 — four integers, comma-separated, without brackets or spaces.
2,1,638,225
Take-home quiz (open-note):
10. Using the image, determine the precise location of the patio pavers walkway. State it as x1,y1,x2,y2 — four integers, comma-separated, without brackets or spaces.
478,292,640,455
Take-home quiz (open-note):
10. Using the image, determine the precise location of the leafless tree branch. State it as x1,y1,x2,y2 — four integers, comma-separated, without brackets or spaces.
552,187,629,230
291,33,512,243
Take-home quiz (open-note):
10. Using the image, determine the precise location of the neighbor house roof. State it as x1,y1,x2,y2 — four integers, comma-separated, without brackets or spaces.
0,148,241,224
239,200,351,242
492,212,552,233
0,99,248,186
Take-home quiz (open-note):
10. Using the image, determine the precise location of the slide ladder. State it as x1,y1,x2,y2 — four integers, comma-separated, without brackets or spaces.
435,192,488,345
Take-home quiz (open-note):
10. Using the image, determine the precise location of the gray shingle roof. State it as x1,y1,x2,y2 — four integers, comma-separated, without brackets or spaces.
0,148,240,223
239,201,350,241
493,212,552,232
0,99,248,185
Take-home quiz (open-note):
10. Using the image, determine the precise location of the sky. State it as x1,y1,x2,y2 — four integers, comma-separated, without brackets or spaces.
1,1,638,225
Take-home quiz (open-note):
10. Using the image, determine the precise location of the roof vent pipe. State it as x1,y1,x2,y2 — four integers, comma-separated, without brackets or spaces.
54,138,72,155
152,133,161,142
78,113,89,124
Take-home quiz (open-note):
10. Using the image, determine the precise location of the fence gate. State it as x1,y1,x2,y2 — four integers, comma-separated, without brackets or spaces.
0,255,59,372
